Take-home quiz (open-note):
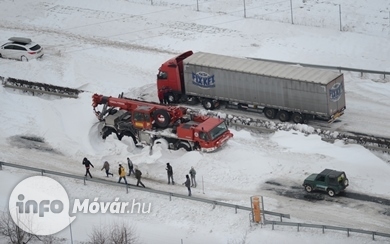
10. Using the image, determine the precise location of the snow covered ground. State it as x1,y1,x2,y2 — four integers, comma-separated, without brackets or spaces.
0,0,390,243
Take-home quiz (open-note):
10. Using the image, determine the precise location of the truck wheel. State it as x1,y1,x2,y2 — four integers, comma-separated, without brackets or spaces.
167,93,176,103
263,108,276,119
202,99,215,110
305,185,313,193
153,109,171,128
277,110,290,122
291,113,303,124
177,141,192,151
327,189,335,197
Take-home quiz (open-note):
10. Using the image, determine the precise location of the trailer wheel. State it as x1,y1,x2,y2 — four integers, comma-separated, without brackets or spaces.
263,108,276,119
153,109,171,128
202,99,215,110
291,113,304,124
186,96,199,105
177,141,192,151
277,110,290,122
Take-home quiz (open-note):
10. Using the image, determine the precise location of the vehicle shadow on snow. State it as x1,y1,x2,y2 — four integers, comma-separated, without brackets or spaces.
7,135,62,154
263,180,390,209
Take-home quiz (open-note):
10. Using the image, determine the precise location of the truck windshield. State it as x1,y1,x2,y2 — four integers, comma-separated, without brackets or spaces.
209,122,228,140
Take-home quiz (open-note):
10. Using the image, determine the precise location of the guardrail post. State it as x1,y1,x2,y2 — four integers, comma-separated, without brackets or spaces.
0,162,2,170
322,225,325,233
41,170,45,176
297,223,300,232
235,205,237,214
169,193,172,201
280,216,283,222
347,228,350,237
272,222,274,230
372,232,375,240
212,201,216,209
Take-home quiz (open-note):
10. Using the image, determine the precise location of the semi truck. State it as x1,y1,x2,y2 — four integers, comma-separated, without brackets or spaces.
156,51,346,123
92,93,233,152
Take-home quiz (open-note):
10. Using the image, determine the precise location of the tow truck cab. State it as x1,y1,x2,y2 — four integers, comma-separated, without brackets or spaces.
176,117,233,152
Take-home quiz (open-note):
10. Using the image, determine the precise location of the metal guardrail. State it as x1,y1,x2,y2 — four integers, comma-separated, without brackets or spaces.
264,220,390,240
248,57,390,78
0,161,290,220
2,163,389,240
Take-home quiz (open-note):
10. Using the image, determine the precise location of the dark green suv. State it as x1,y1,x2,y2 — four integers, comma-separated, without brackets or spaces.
303,169,349,197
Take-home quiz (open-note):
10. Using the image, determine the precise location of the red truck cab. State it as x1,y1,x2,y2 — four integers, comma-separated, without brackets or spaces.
176,116,233,152
157,51,193,101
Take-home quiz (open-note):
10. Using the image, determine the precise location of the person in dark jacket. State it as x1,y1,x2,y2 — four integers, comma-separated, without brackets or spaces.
135,167,145,188
163,87,171,104
166,163,174,185
101,161,113,177
127,157,135,176
118,164,127,184
158,89,164,104
183,174,191,196
82,157,94,178
189,166,197,187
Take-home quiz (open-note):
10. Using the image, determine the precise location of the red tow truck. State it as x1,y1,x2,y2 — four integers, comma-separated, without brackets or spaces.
92,93,233,152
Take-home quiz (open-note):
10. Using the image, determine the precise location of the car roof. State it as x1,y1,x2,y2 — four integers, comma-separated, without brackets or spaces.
319,169,345,177
8,37,32,44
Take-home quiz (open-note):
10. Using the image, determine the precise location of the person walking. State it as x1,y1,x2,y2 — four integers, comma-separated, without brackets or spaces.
127,157,135,176
82,157,94,178
183,175,191,196
135,167,145,188
166,163,175,185
101,161,113,177
189,166,197,187
118,164,128,184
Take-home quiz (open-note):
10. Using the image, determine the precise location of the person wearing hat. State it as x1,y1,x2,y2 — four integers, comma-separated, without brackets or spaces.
118,164,127,184
82,157,94,178
101,161,113,177
166,163,174,185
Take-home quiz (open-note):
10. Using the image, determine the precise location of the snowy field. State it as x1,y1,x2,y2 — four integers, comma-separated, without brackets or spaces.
0,0,390,243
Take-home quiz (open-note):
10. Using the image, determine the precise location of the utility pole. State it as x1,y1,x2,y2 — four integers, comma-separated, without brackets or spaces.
290,0,294,24
339,4,342,31
243,0,246,18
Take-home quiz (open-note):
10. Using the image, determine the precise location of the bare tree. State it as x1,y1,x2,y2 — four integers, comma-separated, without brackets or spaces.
0,210,36,244
89,225,109,244
88,222,139,244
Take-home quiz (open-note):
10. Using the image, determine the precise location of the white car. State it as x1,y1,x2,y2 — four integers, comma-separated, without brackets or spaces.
0,37,44,61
